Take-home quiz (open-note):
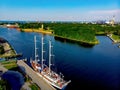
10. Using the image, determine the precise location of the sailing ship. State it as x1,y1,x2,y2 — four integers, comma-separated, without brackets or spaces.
30,36,71,89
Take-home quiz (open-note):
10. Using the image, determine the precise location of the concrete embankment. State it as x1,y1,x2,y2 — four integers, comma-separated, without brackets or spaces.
17,60,56,90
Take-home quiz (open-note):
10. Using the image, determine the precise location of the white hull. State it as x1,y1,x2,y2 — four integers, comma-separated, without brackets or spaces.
36,72,69,89
31,61,71,90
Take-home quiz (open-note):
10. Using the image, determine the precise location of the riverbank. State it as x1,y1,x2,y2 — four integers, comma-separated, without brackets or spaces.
19,28,53,34
54,35,99,46
0,37,16,58
107,34,120,43
0,37,22,58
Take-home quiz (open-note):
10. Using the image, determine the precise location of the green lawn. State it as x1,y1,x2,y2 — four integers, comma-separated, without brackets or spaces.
112,34,120,42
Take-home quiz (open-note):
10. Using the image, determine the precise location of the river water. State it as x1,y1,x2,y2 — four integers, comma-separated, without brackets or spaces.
0,27,120,90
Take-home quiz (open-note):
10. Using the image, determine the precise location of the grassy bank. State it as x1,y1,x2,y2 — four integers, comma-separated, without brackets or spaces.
1,60,17,70
0,38,16,58
55,35,99,46
111,34,120,42
19,28,53,34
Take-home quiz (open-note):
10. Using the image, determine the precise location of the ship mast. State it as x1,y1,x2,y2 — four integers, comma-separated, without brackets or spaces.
34,36,38,63
49,40,52,74
41,35,45,70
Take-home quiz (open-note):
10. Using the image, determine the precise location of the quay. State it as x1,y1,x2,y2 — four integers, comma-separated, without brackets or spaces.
17,60,56,90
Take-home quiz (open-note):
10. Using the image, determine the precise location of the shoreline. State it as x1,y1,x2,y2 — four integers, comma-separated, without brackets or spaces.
54,35,99,46
18,28,98,46
18,28,53,34
107,34,120,43
0,37,21,58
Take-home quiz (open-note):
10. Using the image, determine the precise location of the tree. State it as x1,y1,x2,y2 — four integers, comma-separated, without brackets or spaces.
0,45,5,54
0,79,11,90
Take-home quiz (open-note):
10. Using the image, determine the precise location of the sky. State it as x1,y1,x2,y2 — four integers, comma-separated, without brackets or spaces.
0,0,120,21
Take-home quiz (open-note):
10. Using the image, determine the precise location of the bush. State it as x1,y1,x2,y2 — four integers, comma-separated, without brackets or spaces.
0,45,5,54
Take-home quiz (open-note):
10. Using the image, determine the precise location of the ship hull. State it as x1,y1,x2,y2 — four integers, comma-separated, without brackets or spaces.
31,61,70,90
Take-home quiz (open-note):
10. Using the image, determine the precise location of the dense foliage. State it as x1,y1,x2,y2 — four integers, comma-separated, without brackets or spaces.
0,79,10,90
0,45,5,54
45,23,98,44
43,23,120,44
19,22,41,29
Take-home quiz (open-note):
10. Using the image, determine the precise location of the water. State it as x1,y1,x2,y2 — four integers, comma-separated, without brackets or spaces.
2,71,24,90
0,27,120,90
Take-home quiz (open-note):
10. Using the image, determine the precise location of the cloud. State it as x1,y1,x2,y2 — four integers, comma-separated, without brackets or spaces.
0,8,120,21
87,9,120,21
89,9,120,15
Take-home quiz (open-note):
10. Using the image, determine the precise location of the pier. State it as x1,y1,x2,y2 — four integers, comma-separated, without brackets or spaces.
17,60,56,90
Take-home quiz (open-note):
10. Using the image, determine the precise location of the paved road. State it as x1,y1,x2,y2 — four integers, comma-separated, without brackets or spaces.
17,60,56,90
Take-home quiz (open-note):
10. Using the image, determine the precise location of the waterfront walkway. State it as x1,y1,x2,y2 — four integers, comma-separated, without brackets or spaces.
17,60,56,90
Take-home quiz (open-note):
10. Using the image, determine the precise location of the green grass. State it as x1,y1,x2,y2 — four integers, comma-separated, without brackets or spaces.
29,83,40,90
112,34,120,41
95,31,106,35
4,64,17,70
1,60,17,70
1,60,16,64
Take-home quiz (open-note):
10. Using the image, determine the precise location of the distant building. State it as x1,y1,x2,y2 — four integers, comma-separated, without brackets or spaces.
6,24,19,28
41,24,44,29
38,24,44,31
96,20,106,24
109,19,115,26
105,16,115,26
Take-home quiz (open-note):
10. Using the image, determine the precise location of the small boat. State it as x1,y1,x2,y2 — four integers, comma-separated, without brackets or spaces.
118,45,120,48
30,36,71,89
6,24,19,28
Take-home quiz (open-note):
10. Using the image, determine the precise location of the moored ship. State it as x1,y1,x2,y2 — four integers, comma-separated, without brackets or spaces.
30,36,71,89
